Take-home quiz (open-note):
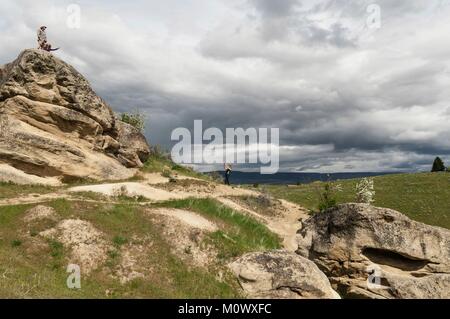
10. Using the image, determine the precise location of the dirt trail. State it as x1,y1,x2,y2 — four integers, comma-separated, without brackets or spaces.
1,172,309,251
216,197,308,251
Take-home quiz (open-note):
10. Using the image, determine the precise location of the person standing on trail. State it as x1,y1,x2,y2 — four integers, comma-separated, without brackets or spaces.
224,163,232,185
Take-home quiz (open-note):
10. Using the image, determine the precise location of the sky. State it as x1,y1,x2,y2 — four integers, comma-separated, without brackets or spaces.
1,0,450,172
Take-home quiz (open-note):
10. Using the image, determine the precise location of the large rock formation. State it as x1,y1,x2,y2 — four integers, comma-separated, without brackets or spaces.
229,250,340,299
296,204,450,299
0,49,150,184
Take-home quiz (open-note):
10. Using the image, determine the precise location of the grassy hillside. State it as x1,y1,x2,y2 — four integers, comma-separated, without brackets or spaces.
261,172,450,229
0,196,280,298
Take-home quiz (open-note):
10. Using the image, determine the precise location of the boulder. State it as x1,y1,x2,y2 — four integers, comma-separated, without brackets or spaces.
229,250,340,299
113,120,150,168
296,203,450,299
0,49,150,183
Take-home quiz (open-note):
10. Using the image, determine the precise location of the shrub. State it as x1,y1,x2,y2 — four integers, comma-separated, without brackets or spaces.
317,182,342,212
11,239,22,247
49,240,64,258
119,109,146,132
355,178,375,204
113,236,128,246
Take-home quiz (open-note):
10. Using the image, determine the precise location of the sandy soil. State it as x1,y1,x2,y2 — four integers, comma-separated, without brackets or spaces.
40,219,110,274
68,182,185,201
150,208,218,232
147,208,218,267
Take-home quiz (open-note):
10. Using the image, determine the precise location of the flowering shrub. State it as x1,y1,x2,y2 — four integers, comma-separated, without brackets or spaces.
355,178,375,204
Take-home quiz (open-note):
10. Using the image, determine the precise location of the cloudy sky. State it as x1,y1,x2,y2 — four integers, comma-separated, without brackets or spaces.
1,0,450,172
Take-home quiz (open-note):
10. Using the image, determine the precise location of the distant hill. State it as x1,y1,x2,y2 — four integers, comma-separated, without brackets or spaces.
208,171,396,185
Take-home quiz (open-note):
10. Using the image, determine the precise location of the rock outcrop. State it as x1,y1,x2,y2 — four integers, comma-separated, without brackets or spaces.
0,49,150,184
296,204,450,299
229,250,340,299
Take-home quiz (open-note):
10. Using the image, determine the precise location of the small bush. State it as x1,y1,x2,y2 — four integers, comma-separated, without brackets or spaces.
49,240,64,257
11,239,22,247
119,109,146,132
113,236,128,246
317,182,342,212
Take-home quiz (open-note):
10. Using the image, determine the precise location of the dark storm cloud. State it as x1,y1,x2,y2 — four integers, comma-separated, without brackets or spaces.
1,0,449,172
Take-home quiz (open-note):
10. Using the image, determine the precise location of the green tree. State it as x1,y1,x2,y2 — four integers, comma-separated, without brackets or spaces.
431,157,446,172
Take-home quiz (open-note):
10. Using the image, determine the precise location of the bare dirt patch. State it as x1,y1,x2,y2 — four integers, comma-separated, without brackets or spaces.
113,237,155,284
23,205,59,223
146,208,218,268
40,219,111,274
151,208,218,232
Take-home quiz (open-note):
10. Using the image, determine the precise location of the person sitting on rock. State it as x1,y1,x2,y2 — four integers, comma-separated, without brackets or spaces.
37,26,59,52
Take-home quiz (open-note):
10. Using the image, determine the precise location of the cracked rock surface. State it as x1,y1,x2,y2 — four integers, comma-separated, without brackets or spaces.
296,203,450,299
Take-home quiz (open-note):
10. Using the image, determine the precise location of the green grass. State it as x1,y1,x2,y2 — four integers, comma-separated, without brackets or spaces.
0,199,242,298
11,239,22,247
228,194,281,217
142,152,175,174
263,172,450,229
156,197,281,259
0,181,55,199
112,235,128,246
